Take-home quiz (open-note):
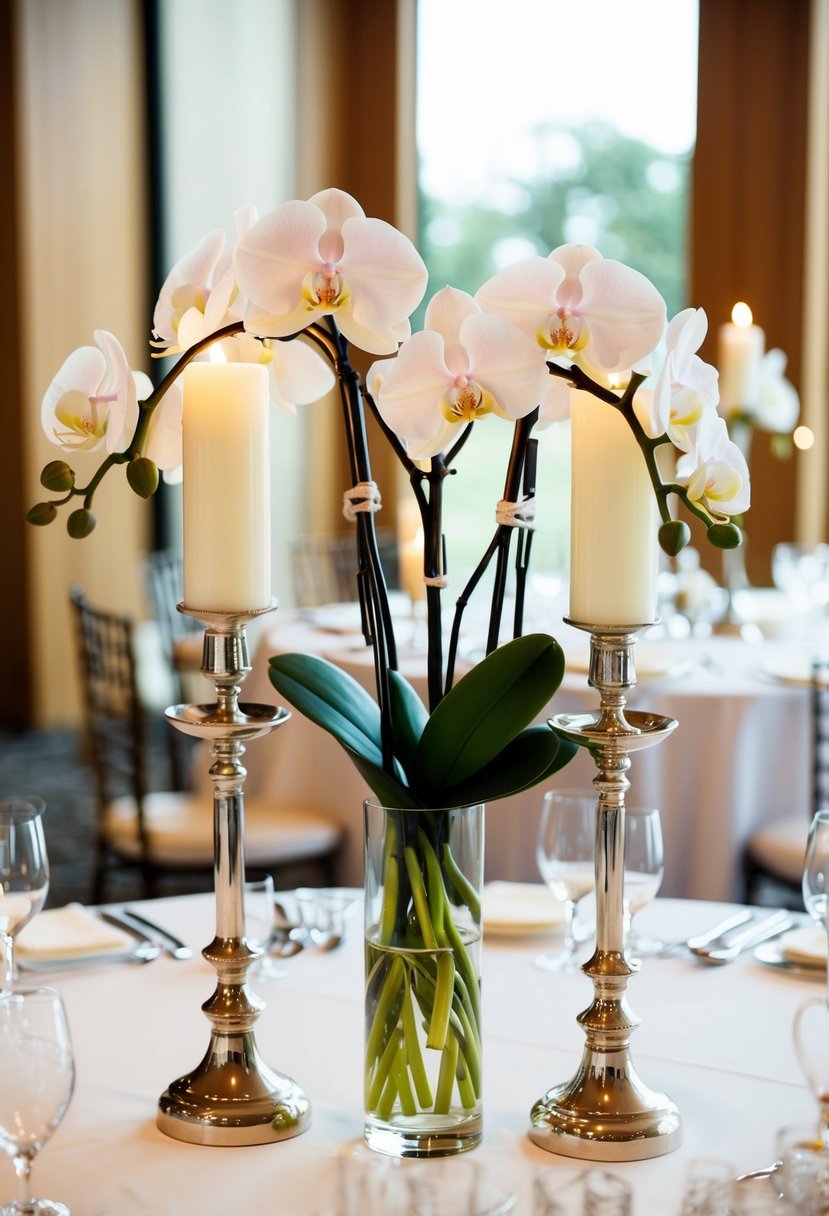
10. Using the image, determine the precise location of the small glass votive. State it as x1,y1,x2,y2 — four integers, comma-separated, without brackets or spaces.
532,1168,630,1216
679,1157,734,1216
244,874,284,981
407,1158,516,1216
775,1121,829,1212
728,1174,785,1214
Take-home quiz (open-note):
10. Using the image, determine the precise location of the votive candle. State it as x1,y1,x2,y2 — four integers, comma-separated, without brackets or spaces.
569,390,658,627
717,302,764,417
182,362,272,613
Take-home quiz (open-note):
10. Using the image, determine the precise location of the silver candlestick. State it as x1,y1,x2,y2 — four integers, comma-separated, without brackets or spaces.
529,620,682,1161
156,601,311,1146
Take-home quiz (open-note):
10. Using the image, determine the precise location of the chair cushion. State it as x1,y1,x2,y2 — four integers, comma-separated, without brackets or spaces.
103,792,342,868
746,815,809,885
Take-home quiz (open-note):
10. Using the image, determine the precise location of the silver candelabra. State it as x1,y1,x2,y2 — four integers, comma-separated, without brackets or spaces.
156,602,311,1146
529,620,682,1161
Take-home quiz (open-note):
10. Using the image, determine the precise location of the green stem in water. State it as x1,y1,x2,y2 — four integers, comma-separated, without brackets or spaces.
433,1028,460,1115
403,846,438,950
401,983,433,1108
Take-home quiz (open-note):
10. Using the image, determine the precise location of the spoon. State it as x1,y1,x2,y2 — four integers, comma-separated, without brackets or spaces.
690,909,792,964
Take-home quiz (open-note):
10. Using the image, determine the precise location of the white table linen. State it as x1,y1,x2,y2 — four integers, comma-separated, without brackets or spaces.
208,612,811,901
3,893,821,1215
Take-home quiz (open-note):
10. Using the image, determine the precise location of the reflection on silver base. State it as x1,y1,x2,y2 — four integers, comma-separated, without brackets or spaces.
529,1052,682,1161
531,622,682,1161
157,1033,310,1147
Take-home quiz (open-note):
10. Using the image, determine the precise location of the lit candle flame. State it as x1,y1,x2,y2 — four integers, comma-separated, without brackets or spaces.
731,302,753,328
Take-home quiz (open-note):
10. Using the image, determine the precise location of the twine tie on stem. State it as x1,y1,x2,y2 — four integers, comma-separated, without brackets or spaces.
495,496,536,528
342,480,382,520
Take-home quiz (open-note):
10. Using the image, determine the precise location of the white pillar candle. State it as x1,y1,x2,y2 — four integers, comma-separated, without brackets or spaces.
182,362,272,613
569,390,658,627
717,302,765,417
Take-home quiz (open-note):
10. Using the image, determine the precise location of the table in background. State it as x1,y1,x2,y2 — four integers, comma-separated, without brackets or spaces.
214,608,811,901
4,893,822,1214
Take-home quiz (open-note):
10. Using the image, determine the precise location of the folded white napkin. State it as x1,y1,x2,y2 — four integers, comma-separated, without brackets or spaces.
482,881,565,936
779,925,827,966
17,903,134,960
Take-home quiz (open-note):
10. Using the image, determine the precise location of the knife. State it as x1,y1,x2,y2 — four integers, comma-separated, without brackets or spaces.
686,909,754,952
118,908,193,960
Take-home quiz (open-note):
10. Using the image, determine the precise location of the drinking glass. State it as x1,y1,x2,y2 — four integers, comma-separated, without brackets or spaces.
792,999,829,1152
623,807,665,958
536,790,596,971
0,986,75,1215
802,809,829,939
244,875,284,982
0,798,49,988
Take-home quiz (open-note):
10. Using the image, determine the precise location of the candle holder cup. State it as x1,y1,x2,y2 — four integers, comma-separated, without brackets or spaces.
529,619,682,1161
156,600,311,1147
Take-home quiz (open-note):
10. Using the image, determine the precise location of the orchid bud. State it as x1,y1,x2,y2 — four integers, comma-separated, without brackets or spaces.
707,521,742,550
67,508,96,539
26,502,58,527
658,519,691,557
40,460,75,492
127,456,159,499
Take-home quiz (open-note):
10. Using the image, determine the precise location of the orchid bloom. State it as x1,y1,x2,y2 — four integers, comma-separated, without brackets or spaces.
152,205,258,357
475,244,667,385
676,410,751,519
41,330,151,455
752,348,800,433
143,381,183,483
649,308,719,452
234,188,429,356
367,286,548,460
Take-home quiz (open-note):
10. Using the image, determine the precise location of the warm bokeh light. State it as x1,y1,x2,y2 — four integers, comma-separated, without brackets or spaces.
793,425,815,450
731,302,754,328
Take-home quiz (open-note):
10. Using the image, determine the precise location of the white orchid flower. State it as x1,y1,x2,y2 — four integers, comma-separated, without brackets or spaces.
475,244,667,382
143,380,183,483
41,330,151,455
753,347,800,433
650,308,719,452
367,286,548,460
152,205,258,357
234,188,429,357
220,332,335,415
676,410,751,518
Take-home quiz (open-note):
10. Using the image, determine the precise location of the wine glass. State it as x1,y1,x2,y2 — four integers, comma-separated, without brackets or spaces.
623,806,665,959
244,875,285,982
536,789,596,971
0,986,75,1215
802,809,829,933
0,798,50,989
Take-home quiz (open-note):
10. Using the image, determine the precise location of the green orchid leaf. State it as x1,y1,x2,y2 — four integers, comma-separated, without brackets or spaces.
416,633,566,789
388,669,428,787
343,742,423,810
441,725,575,806
268,652,384,767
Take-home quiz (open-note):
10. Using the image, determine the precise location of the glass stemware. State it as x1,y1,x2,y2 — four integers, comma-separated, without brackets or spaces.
0,798,50,989
623,807,665,959
802,808,829,965
244,875,285,982
0,986,75,1216
536,790,596,971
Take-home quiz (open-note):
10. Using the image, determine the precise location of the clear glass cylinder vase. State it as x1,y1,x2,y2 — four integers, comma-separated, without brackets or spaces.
363,799,484,1158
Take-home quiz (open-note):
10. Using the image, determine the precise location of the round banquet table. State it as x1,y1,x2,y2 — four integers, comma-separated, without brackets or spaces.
203,604,813,902
3,892,824,1214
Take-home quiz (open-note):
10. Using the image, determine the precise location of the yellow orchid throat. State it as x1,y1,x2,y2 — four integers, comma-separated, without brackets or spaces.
303,266,348,312
53,389,110,448
439,378,494,424
539,309,590,356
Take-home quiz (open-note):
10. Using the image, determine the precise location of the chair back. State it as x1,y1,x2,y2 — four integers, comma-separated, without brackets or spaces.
69,587,149,816
291,530,399,607
145,549,201,661
813,658,829,812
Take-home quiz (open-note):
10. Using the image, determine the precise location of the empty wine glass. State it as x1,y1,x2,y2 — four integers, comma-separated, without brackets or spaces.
623,807,665,959
802,809,829,937
0,986,75,1215
244,875,285,982
0,798,50,989
536,790,596,971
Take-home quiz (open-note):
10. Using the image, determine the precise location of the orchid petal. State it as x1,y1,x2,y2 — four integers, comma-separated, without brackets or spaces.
337,302,404,356
244,301,317,341
153,228,225,343
476,257,565,343
339,216,428,328
460,313,546,419
537,376,572,425
234,200,327,317
577,258,666,369
310,188,365,263
270,337,335,405
407,415,459,461
549,244,603,309
144,381,182,471
372,330,452,442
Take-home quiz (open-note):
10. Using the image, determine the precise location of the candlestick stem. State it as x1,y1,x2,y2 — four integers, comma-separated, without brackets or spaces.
529,620,682,1161
156,602,311,1146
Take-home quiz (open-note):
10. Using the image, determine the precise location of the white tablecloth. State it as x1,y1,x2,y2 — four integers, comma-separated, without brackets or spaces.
3,893,822,1215
208,610,812,901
